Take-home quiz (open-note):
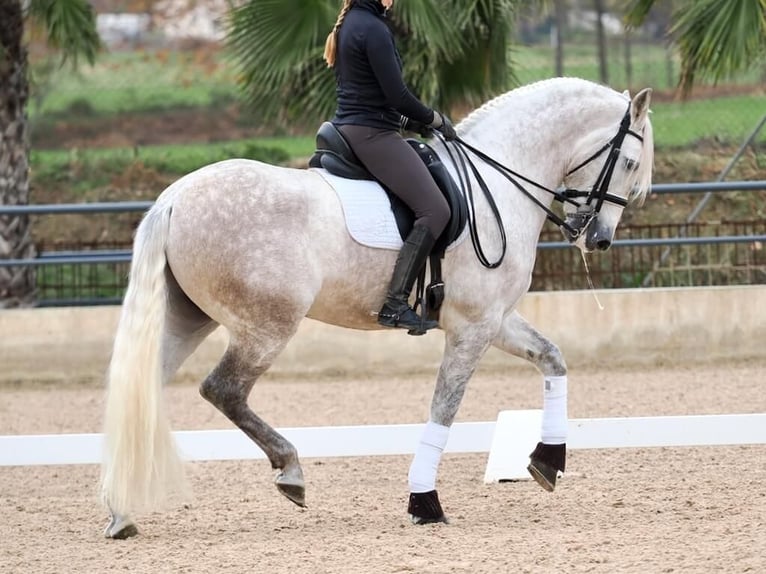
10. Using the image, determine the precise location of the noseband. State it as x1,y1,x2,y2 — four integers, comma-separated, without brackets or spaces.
438,103,644,267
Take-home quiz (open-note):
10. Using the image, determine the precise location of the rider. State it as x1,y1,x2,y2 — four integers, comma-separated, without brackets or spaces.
323,0,457,333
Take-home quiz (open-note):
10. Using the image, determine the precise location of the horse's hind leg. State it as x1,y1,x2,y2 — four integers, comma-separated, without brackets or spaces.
492,310,567,491
160,266,220,382
200,327,306,507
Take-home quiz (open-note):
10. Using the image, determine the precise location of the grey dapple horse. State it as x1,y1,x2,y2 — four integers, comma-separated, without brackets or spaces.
101,77,654,538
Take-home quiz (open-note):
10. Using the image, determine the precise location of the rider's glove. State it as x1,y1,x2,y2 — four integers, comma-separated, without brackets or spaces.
429,111,457,141
399,115,434,139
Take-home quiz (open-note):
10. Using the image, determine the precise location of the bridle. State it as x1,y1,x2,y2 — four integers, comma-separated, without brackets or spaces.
435,104,644,268
560,106,644,213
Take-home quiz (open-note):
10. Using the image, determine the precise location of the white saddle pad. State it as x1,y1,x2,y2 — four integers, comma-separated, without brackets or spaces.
314,168,405,250
314,168,465,251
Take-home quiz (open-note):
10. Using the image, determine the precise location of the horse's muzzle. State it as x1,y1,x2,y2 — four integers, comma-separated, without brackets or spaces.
563,211,613,253
582,218,614,252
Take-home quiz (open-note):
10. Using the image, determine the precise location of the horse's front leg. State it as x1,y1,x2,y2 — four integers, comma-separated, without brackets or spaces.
408,323,496,525
492,310,567,491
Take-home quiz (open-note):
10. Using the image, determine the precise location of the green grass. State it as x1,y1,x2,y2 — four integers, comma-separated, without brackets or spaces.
31,136,315,191
28,42,765,157
512,43,765,91
30,93,763,190
513,43,679,89
32,135,315,167
30,50,240,116
29,95,763,192
650,95,766,148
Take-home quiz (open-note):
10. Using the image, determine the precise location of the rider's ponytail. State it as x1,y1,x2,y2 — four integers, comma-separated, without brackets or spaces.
323,0,353,67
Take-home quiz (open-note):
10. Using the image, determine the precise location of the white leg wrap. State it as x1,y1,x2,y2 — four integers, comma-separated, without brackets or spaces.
408,421,450,493
541,375,568,444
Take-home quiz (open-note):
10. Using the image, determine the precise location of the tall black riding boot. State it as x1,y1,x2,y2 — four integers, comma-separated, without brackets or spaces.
377,224,439,333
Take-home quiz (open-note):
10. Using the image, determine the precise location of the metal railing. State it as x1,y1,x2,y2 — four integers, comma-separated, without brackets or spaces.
1,181,765,305
2,181,764,268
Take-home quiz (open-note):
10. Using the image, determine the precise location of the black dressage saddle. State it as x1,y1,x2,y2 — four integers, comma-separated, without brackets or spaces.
309,122,467,255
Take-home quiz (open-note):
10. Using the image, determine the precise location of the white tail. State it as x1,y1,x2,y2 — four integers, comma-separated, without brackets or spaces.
101,199,186,515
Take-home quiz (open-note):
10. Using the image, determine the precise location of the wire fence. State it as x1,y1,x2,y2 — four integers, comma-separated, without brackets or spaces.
3,181,765,306
18,220,766,307
533,221,766,291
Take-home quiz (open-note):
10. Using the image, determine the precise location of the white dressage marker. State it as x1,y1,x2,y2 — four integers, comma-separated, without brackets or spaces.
483,410,766,482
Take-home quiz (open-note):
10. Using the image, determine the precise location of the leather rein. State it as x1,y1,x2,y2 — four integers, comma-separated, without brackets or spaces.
434,105,643,269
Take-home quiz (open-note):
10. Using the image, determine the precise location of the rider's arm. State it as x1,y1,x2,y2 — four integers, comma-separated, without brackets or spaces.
365,25,435,126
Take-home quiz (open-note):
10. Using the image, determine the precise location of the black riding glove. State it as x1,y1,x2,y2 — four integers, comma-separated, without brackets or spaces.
429,111,457,141
399,115,434,138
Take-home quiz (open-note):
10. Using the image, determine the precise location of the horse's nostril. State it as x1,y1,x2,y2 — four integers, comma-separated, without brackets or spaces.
597,239,611,251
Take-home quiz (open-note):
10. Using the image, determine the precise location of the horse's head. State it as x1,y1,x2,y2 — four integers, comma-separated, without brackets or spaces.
560,88,654,252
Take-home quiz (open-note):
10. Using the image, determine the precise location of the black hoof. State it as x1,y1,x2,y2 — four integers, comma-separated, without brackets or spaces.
527,442,566,492
111,523,139,539
407,490,449,525
104,516,139,539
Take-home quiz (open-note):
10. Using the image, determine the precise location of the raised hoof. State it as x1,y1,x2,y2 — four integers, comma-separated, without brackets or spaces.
275,472,306,508
407,490,449,525
527,460,558,492
104,515,139,539
528,442,566,492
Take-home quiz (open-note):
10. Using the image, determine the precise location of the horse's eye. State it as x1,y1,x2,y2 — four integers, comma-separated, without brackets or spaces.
624,158,638,172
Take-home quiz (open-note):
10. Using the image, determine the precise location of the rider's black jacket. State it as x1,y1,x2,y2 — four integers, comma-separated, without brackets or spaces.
331,0,434,131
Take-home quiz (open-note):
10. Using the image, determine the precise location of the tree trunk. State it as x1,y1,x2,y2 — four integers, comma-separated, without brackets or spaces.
553,0,565,77
0,0,37,307
623,28,633,91
594,0,609,84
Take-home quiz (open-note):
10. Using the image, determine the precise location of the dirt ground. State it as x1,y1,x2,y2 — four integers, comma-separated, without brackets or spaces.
1,360,764,574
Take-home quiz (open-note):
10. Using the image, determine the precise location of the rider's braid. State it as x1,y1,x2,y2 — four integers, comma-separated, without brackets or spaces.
323,0,353,67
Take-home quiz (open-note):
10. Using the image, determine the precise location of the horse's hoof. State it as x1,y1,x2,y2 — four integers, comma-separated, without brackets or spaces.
407,490,449,525
410,513,449,525
104,514,139,539
527,460,557,492
527,442,566,492
275,471,306,508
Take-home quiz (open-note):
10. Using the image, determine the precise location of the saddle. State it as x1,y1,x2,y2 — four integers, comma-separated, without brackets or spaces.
308,122,467,255
309,122,468,326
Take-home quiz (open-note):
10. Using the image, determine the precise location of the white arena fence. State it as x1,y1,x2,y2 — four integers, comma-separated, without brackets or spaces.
2,411,764,482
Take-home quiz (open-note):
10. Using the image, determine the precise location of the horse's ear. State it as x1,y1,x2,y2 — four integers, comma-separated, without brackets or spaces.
631,88,652,129
622,89,630,98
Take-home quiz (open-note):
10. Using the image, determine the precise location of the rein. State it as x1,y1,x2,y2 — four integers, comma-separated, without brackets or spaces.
434,105,643,268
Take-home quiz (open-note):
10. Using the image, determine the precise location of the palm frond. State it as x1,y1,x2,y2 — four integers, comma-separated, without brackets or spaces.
225,0,519,125
623,0,657,28
225,0,336,123
27,0,100,65
672,0,766,95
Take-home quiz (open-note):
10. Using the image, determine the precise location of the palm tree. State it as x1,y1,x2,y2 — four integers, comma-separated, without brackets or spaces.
0,0,99,307
626,0,766,97
225,0,522,126
594,0,609,84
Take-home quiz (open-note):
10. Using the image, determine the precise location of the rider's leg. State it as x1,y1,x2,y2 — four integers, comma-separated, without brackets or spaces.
338,125,449,331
